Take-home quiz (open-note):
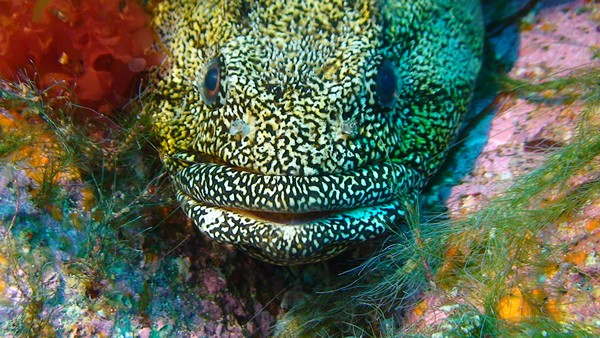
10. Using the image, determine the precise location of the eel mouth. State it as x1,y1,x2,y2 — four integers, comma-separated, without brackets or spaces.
172,162,418,264
234,209,341,225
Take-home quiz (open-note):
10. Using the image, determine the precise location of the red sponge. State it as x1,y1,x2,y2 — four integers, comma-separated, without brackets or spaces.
0,0,164,114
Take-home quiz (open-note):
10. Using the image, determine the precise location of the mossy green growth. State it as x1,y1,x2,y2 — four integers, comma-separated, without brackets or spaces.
0,78,174,336
1,77,273,336
276,63,600,337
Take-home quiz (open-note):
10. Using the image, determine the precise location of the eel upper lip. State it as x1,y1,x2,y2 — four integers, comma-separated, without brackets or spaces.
172,161,418,214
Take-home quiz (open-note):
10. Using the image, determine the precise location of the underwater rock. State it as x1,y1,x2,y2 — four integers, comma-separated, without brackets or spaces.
407,0,600,334
1,0,599,336
0,81,277,336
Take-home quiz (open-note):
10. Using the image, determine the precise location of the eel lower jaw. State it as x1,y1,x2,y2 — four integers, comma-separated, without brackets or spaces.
176,188,405,264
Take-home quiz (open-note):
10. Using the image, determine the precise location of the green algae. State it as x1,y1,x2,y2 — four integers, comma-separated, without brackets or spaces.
276,17,600,338
0,77,275,336
0,78,169,336
275,69,599,338
1,2,598,336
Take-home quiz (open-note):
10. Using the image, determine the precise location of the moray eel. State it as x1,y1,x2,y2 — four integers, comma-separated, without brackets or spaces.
150,0,483,264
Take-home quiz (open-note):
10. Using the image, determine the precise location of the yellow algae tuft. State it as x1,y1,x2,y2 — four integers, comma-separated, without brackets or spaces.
81,187,97,212
497,288,534,322
544,297,564,322
69,213,84,231
0,255,7,296
563,250,587,266
413,300,428,317
584,218,600,234
45,205,64,222
0,107,80,192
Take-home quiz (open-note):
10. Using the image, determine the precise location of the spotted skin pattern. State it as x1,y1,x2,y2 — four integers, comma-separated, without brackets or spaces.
150,0,483,264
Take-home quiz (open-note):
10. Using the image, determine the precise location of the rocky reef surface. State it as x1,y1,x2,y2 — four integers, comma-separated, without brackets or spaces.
0,0,598,336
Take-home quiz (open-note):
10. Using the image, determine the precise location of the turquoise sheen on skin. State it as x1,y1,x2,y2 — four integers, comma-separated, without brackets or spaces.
149,0,484,264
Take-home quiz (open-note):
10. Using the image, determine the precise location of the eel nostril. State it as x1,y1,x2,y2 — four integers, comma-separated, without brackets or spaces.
340,119,358,136
229,119,251,137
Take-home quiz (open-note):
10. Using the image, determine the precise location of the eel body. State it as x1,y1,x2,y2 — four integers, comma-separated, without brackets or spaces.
150,0,484,264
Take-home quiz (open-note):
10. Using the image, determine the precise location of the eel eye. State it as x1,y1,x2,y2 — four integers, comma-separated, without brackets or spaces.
200,57,222,106
376,60,398,108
